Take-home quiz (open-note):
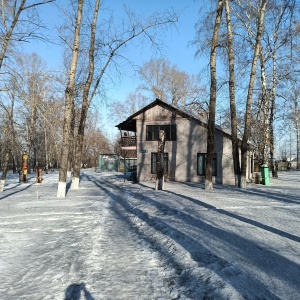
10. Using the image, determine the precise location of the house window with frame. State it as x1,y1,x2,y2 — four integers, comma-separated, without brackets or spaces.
197,153,217,176
151,153,168,174
146,125,176,141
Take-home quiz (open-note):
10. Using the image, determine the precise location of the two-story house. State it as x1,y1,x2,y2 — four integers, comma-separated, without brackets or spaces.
116,98,253,185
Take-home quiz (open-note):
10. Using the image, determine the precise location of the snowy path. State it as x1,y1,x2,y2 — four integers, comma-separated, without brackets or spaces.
0,170,300,299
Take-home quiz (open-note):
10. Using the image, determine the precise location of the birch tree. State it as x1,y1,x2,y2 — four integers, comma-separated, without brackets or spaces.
0,92,16,191
205,0,224,190
224,0,240,186
0,0,55,70
241,0,267,188
71,0,100,189
138,58,202,108
57,0,84,197
70,5,178,191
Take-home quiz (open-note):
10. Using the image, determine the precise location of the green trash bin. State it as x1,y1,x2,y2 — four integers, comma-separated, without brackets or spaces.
261,166,270,186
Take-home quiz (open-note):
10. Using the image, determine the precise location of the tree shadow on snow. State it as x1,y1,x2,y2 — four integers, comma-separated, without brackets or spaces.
66,179,73,194
165,189,300,243
83,174,294,299
64,282,94,300
0,182,34,201
169,180,300,206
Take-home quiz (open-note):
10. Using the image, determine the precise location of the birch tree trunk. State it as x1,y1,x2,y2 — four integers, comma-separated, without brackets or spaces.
57,0,84,198
155,130,166,190
294,99,300,168
67,106,75,178
44,128,49,174
241,0,267,188
259,47,269,167
269,51,277,176
71,0,101,190
205,0,224,190
0,92,17,185
0,150,10,191
224,0,240,187
0,149,10,192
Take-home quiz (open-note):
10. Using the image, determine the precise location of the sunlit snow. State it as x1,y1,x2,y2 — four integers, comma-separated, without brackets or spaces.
0,169,299,299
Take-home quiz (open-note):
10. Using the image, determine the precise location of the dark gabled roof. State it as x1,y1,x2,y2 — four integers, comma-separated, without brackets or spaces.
116,98,232,138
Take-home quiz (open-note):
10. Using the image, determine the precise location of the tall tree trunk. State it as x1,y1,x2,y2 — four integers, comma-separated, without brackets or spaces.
26,104,37,173
225,0,240,187
0,94,17,184
67,105,75,178
44,128,49,173
205,0,224,190
0,149,10,191
259,47,269,167
72,102,88,189
294,98,300,168
71,0,101,190
241,0,267,188
155,130,166,190
57,0,84,198
269,50,277,176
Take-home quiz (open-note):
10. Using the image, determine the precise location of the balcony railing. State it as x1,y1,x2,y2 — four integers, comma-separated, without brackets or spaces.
121,136,137,149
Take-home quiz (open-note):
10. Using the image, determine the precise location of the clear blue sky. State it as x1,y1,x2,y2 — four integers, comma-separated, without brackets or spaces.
22,0,210,136
101,0,209,102
24,0,209,87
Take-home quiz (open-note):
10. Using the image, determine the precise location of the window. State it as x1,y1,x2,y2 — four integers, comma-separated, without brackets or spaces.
146,125,176,141
197,153,217,176
151,153,168,174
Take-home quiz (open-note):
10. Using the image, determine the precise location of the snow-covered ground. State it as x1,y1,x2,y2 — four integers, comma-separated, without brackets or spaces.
0,170,299,300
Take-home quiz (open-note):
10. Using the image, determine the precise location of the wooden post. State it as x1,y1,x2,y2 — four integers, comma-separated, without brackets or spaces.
155,130,165,190
36,168,42,183
22,151,28,183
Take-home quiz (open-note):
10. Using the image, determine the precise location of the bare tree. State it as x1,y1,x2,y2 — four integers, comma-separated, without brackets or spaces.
70,5,178,190
258,43,270,167
0,77,21,173
12,53,51,170
0,93,15,191
0,0,55,70
83,115,111,170
205,0,224,190
71,0,100,189
241,0,267,188
278,80,300,167
138,58,203,108
110,92,149,125
224,0,241,187
57,0,84,198
0,51,55,190
138,58,169,101
291,88,300,168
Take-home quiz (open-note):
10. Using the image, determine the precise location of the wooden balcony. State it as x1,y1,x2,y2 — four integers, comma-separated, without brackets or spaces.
121,136,137,150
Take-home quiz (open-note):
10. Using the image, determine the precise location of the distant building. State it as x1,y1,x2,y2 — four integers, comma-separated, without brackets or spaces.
98,154,137,174
116,99,253,185
98,154,119,172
